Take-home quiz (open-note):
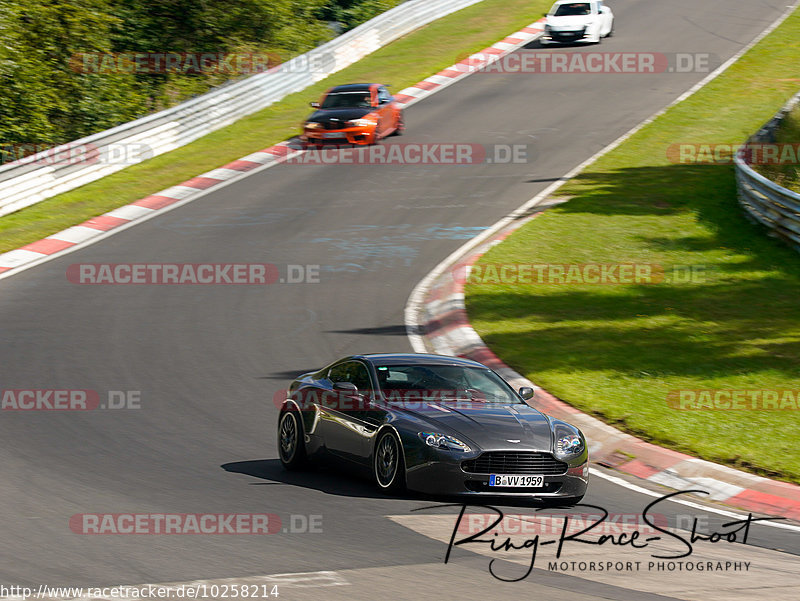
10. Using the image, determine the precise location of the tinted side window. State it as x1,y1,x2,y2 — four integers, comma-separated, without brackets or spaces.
329,361,373,392
328,362,349,383
349,362,372,392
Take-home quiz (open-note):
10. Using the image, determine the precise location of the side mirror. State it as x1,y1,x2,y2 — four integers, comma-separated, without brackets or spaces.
333,381,358,393
519,387,535,401
332,381,366,410
310,101,320,108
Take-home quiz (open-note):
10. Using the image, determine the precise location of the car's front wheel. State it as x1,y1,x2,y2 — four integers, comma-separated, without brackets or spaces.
391,113,404,136
278,410,307,470
373,430,405,493
367,128,380,145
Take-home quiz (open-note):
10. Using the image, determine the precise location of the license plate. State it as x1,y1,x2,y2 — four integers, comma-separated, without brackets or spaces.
489,474,544,487
322,132,346,138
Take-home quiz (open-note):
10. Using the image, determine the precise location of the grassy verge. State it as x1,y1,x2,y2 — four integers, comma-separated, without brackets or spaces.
466,9,800,482
755,103,800,192
0,0,550,254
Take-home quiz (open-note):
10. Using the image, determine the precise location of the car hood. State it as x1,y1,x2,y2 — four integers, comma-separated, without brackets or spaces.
404,402,553,451
307,107,373,123
546,15,594,29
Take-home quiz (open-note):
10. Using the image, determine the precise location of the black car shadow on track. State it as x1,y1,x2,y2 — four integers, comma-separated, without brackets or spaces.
324,324,408,336
221,459,578,510
524,39,588,50
257,369,318,381
222,458,411,500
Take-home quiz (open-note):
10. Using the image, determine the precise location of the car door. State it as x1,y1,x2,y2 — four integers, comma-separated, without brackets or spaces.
316,360,380,464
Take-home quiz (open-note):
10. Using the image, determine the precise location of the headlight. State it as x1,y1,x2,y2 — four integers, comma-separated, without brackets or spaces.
346,118,375,127
553,423,585,460
545,24,551,32
418,432,471,452
305,122,322,129
556,434,583,455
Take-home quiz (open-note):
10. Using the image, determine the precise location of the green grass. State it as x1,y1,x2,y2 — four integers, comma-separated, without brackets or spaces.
0,0,551,253
466,8,800,482
755,103,800,192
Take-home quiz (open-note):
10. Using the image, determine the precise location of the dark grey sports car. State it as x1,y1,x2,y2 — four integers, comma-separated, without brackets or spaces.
277,353,588,504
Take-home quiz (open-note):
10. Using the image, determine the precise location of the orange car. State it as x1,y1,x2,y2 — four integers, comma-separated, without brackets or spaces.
301,83,404,146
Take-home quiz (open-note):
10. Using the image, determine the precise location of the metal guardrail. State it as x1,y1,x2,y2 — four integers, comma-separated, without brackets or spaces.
734,91,800,252
0,0,482,217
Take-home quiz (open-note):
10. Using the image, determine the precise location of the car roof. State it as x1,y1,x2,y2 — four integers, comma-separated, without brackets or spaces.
327,83,378,93
347,353,488,368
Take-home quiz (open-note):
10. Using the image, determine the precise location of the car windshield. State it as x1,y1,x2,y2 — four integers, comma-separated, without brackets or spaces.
554,3,591,16
321,91,372,109
375,364,522,404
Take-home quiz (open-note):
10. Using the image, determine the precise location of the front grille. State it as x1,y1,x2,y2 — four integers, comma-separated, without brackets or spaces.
462,452,568,475
551,30,585,40
324,120,345,130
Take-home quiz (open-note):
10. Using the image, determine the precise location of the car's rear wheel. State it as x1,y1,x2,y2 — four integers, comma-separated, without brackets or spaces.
278,410,307,470
373,430,405,493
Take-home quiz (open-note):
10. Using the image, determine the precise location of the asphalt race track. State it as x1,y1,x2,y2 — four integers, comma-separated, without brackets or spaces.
1,0,798,598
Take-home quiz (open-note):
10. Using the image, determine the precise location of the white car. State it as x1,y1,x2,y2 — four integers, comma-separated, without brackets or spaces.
542,0,614,45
